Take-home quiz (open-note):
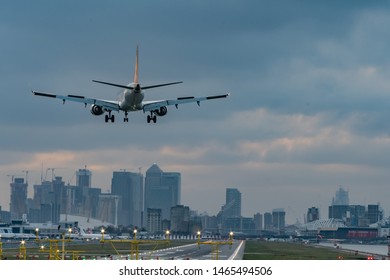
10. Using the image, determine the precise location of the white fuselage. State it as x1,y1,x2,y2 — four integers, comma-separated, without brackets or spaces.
119,86,144,111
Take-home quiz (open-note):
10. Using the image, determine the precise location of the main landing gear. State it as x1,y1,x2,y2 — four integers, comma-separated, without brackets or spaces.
103,111,158,123
147,113,157,123
105,112,115,123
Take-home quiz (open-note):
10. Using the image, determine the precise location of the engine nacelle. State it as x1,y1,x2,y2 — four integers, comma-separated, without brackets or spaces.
155,106,168,116
90,105,104,116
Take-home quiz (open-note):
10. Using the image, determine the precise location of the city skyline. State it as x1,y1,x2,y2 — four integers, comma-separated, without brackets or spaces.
2,2,390,225
0,164,385,225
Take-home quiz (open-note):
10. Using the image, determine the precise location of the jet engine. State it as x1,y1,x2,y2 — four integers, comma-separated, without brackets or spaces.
90,105,104,115
155,106,168,116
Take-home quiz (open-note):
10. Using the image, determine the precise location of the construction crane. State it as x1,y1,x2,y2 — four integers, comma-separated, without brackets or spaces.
6,174,15,183
21,170,31,184
45,167,66,181
6,174,21,183
67,171,77,185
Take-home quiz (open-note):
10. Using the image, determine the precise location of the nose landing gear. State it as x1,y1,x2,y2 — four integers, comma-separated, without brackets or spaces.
124,111,129,122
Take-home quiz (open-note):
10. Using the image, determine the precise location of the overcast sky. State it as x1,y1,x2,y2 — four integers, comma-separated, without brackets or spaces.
2,1,390,224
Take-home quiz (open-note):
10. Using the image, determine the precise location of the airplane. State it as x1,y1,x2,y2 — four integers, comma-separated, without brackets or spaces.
32,46,230,123
77,228,112,240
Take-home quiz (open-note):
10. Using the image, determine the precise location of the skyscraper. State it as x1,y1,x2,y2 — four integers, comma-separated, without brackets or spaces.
332,187,349,205
225,188,241,218
263,212,273,230
307,207,320,223
253,213,263,231
10,178,28,220
272,208,285,231
144,164,181,221
111,171,144,227
76,168,92,188
367,204,383,224
219,188,241,220
217,188,242,232
170,205,190,234
29,176,68,223
146,208,162,234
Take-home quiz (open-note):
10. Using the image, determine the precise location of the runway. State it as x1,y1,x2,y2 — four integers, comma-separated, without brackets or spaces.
139,240,245,260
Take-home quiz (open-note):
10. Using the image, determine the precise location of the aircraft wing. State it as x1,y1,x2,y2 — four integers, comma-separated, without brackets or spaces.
142,93,230,112
32,91,121,112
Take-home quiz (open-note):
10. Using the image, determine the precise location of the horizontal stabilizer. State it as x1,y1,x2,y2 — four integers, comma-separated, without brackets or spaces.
93,80,182,91
142,81,183,90
92,80,134,90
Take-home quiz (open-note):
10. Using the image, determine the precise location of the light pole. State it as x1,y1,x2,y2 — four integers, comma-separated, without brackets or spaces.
132,229,139,260
0,235,2,260
165,230,170,240
197,231,201,248
35,228,39,242
100,228,104,243
68,228,72,240
19,240,26,260
61,233,65,260
229,231,234,242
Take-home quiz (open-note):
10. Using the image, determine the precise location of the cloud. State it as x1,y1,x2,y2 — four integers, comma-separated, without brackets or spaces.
2,1,390,223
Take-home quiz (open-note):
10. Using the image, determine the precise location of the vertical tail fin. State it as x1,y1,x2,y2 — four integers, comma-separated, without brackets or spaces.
133,45,139,84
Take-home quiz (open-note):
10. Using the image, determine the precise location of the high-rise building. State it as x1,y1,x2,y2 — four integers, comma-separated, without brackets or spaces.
76,168,92,188
144,164,181,221
10,178,28,220
272,208,285,231
332,187,349,205
219,188,241,220
307,207,320,223
218,188,241,231
51,176,66,223
253,213,263,231
225,188,241,218
87,187,102,219
146,208,162,234
31,180,54,223
263,212,273,230
367,204,383,224
328,205,349,220
111,171,143,227
200,214,219,234
170,205,190,234
348,205,366,226
32,181,52,209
